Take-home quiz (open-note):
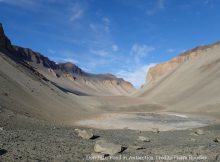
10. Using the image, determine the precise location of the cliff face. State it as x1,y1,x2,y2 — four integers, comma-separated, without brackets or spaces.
0,23,14,52
13,46,86,75
136,41,220,116
12,46,134,94
146,42,220,82
0,23,134,95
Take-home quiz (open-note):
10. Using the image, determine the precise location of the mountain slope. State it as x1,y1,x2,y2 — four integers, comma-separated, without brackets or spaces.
0,23,134,96
137,42,220,117
0,23,135,127
12,45,135,96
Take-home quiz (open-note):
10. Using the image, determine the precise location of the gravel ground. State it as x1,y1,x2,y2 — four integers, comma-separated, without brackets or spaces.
0,124,220,162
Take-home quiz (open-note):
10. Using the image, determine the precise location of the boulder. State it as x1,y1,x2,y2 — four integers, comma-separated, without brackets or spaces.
0,149,7,156
75,129,94,139
0,127,3,131
138,136,150,142
195,129,204,135
216,155,220,161
94,140,122,155
214,137,220,143
74,128,80,132
152,128,160,133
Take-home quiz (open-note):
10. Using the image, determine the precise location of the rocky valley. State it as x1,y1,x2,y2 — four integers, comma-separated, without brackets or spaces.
0,21,220,162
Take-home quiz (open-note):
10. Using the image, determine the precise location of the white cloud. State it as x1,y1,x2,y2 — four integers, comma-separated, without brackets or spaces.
131,44,155,63
0,0,39,9
146,0,166,16
48,50,79,64
89,44,118,58
89,24,99,32
63,58,78,64
89,17,110,33
103,17,110,24
86,16,115,59
116,63,156,88
112,44,118,52
83,58,110,70
103,17,110,32
50,56,78,64
167,48,175,53
69,5,84,22
47,49,55,54
158,0,165,9
90,49,109,57
204,0,210,5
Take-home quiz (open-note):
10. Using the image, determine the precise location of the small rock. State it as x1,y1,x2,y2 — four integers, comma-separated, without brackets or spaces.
214,138,220,143
129,144,145,150
3,93,8,97
190,138,196,142
74,128,80,132
152,128,160,133
216,155,220,161
75,129,94,139
0,127,3,131
135,130,142,134
94,139,122,155
0,149,7,156
138,136,150,142
195,129,204,135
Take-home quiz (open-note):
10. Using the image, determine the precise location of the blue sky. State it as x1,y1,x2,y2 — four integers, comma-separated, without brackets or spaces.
1,0,220,87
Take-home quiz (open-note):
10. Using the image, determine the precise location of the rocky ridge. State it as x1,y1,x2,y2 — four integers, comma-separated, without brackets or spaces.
146,41,220,82
0,23,134,95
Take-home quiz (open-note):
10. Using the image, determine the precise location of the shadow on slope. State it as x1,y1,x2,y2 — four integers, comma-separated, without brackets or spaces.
51,82,90,96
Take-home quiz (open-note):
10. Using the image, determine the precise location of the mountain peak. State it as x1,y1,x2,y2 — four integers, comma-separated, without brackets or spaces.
0,23,13,51
58,62,85,75
61,62,76,67
0,23,6,47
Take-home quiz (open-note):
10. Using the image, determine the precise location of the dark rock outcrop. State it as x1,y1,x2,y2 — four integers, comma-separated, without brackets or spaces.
0,23,14,52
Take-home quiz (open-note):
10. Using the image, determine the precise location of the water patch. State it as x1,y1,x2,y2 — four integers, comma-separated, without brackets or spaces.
76,112,216,131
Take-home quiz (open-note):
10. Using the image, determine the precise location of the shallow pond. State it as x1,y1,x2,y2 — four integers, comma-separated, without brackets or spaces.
76,112,217,131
